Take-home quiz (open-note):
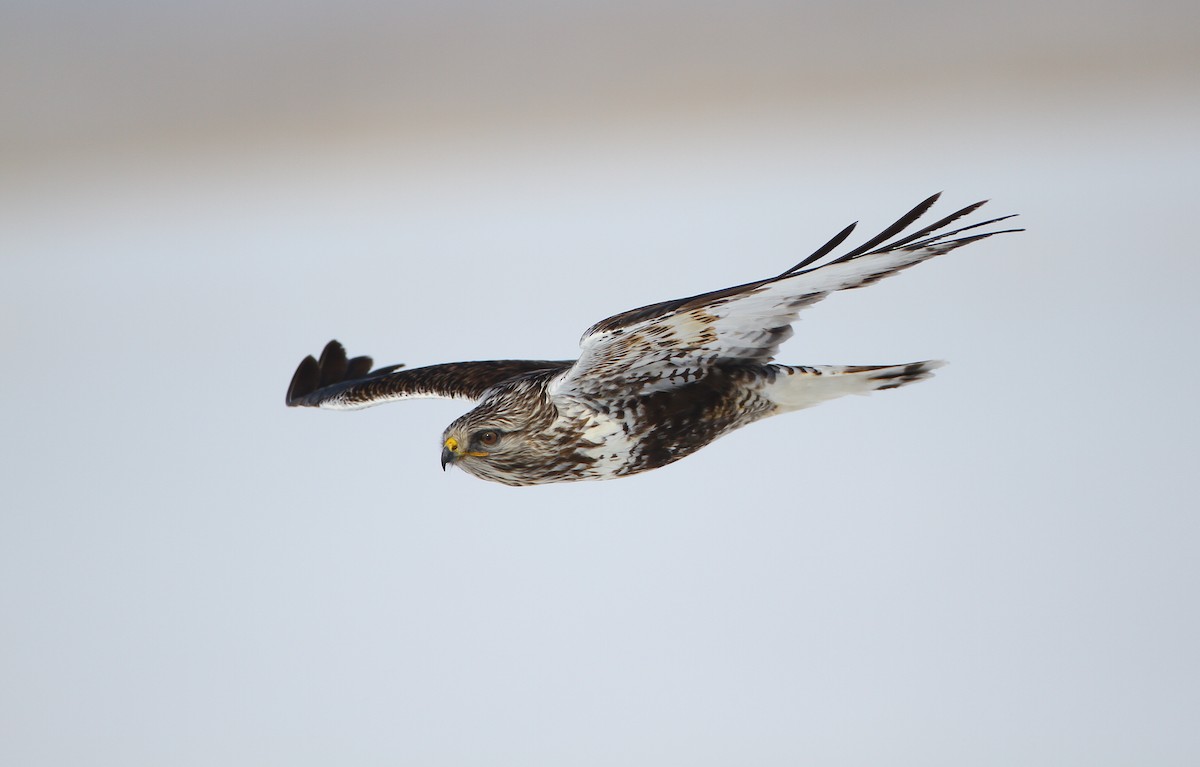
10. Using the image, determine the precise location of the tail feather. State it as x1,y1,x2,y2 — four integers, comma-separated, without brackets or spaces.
761,361,945,412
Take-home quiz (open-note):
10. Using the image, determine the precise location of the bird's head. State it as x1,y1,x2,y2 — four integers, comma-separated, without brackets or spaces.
439,377,560,486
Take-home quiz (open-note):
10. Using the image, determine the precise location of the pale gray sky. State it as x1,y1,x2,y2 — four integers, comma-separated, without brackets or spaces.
2,1,1198,764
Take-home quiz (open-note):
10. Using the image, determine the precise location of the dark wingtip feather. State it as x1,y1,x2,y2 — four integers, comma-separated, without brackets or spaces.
900,214,1023,252
783,221,858,275
834,192,944,262
943,228,1025,247
884,200,989,251
346,355,374,379
286,341,411,408
317,340,348,387
286,355,321,406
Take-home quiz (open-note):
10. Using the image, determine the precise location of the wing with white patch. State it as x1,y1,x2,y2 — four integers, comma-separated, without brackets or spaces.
552,193,1020,399
287,340,574,410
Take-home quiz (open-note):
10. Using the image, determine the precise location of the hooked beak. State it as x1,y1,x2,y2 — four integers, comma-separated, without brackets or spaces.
441,436,459,471
441,436,488,472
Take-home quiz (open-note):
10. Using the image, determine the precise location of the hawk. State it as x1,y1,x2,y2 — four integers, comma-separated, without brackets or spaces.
287,193,1019,486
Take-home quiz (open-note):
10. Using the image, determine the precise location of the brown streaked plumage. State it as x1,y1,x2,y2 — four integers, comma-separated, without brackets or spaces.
286,193,1021,486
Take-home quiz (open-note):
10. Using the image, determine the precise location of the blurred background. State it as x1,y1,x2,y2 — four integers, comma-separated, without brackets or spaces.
2,1,1198,764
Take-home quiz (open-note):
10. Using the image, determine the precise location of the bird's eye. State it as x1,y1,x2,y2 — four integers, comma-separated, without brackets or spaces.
476,429,501,447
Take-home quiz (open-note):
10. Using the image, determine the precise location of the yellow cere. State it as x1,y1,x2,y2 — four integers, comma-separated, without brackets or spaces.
444,437,459,452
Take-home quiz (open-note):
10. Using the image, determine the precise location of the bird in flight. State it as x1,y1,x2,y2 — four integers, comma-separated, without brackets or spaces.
287,193,1020,485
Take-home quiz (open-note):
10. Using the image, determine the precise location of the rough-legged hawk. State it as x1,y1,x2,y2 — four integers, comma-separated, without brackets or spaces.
287,193,1019,485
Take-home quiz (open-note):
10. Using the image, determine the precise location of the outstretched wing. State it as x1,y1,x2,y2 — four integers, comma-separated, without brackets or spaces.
287,340,574,410
553,193,1021,399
